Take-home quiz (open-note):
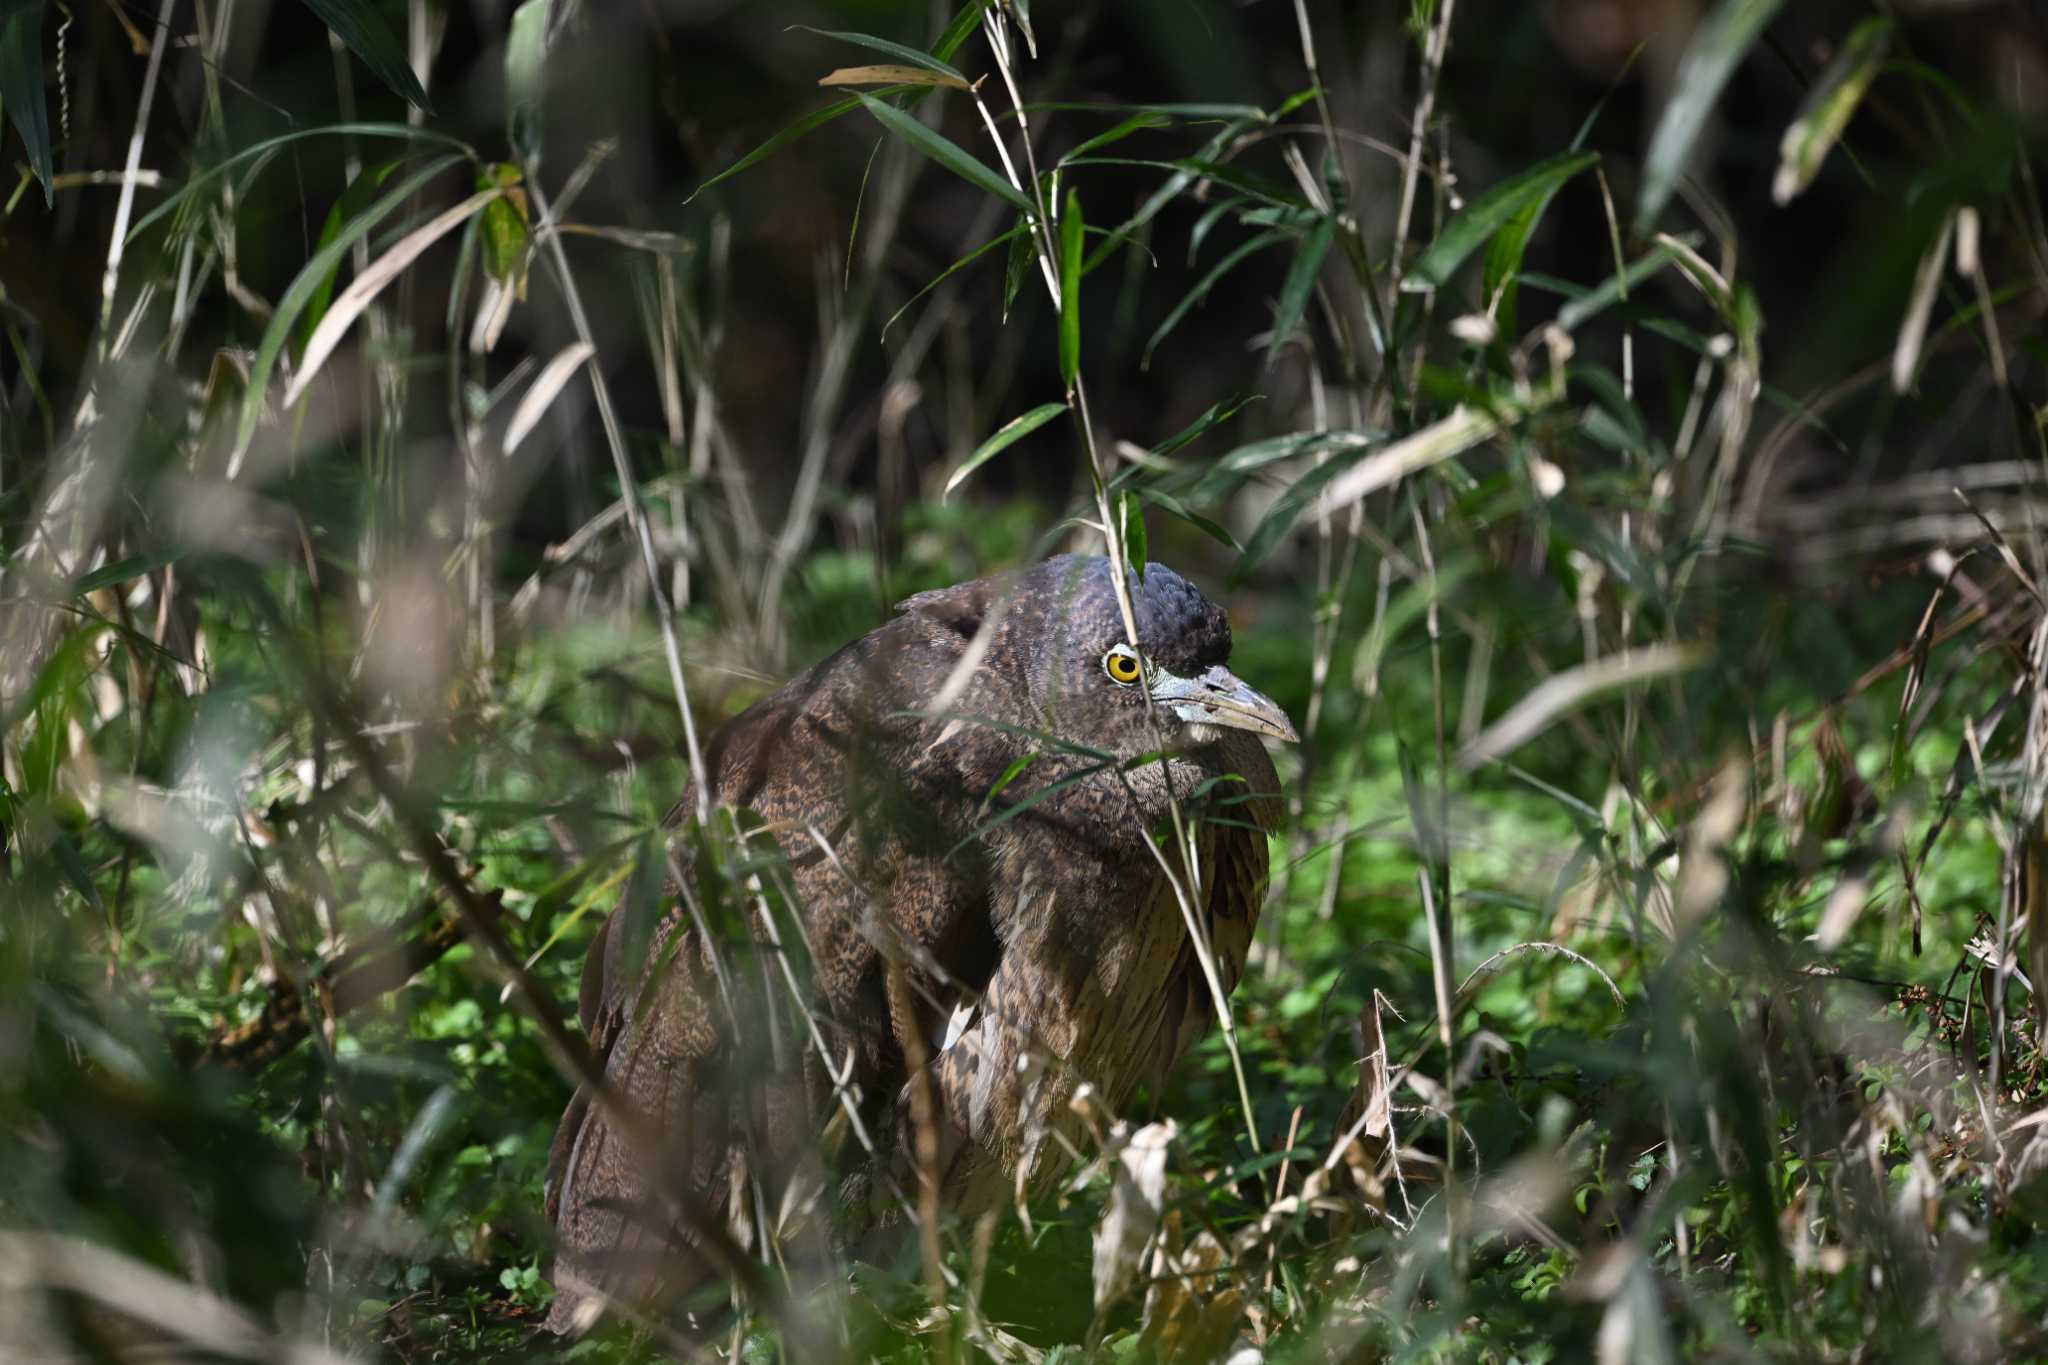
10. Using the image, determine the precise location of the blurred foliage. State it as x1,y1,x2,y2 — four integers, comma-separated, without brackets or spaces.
4,0,2048,1361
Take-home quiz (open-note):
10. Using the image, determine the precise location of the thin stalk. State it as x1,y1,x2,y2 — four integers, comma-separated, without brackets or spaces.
528,180,711,823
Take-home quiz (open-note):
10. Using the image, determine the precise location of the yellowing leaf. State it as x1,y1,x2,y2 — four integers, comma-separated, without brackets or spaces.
819,64,970,91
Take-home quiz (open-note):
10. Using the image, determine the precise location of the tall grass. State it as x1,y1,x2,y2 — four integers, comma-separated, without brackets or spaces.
2,0,2047,1360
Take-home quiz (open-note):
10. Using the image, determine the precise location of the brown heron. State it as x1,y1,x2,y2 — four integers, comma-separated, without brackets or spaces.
544,553,1296,1332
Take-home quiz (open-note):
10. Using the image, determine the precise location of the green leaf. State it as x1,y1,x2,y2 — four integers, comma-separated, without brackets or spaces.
1637,0,1784,230
505,0,551,167
1269,215,1333,363
1228,437,1384,582
1056,111,1170,168
0,0,51,207
127,123,473,243
1002,215,1036,321
1405,150,1598,291
853,92,1031,212
687,97,873,205
48,824,105,916
685,4,987,204
73,551,182,596
234,154,468,462
1555,239,1687,332
794,26,971,84
1772,16,1890,205
1144,228,1287,367
1059,190,1083,389
298,159,407,358
1190,427,1380,502
300,0,434,114
1119,491,1148,581
883,222,1026,339
1133,486,1237,551
931,0,990,62
943,402,1068,499
1147,393,1259,460
1084,110,1266,273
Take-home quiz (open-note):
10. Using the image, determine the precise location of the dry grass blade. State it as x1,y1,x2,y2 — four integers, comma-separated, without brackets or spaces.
1457,645,1711,770
821,64,972,91
1310,406,1500,519
1892,208,1957,394
284,187,502,409
502,341,595,456
0,1233,360,1364
1457,941,1626,1010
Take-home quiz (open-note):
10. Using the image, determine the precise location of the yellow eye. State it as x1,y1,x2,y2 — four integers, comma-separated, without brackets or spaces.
1104,649,1142,684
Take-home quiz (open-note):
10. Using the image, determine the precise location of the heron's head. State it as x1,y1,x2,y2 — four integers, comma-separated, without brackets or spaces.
1015,554,1299,758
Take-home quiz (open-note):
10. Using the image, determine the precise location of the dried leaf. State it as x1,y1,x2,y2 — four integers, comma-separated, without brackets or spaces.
820,64,971,91
285,188,501,409
503,342,595,456
1092,1119,1175,1312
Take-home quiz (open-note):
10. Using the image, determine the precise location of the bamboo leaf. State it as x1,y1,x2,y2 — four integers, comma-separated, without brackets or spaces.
285,186,500,410
73,551,182,596
821,64,970,91
1406,150,1598,291
1119,491,1148,581
854,91,1031,211
943,402,1068,499
1269,215,1332,362
1310,406,1502,518
1892,208,1956,394
687,5,987,203
1637,0,1784,230
1056,111,1170,167
1457,644,1712,770
505,0,550,166
0,0,52,206
1772,16,1890,205
793,26,972,84
1144,228,1287,367
502,342,595,456
126,124,473,243
232,153,466,461
1228,438,1382,581
883,222,1026,338
686,96,871,205
300,0,434,114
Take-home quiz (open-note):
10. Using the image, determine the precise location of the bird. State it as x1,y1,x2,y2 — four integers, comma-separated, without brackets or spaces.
543,553,1297,1333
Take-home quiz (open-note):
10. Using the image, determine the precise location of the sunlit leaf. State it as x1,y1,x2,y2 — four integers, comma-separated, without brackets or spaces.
1406,150,1597,291
1772,17,1890,205
944,402,1068,498
233,153,468,462
285,186,500,409
1457,644,1712,770
505,0,550,166
854,91,1031,212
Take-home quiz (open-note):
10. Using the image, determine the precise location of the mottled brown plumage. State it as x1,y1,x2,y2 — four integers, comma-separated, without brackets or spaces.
544,555,1295,1332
